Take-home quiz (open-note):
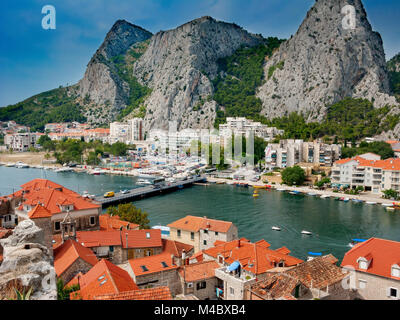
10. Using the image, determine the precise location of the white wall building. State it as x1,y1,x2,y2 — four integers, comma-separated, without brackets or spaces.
110,118,145,144
4,132,43,152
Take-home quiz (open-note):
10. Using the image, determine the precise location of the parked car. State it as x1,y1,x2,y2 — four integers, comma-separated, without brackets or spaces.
121,189,130,194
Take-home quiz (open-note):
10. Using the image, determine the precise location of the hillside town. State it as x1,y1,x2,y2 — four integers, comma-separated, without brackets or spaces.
0,178,399,300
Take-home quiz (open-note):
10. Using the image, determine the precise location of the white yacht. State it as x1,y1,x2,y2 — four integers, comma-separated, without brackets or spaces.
15,161,29,168
136,179,152,185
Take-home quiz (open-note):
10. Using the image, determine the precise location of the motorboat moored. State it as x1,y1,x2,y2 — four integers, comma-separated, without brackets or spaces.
301,230,312,235
365,201,377,205
272,226,281,231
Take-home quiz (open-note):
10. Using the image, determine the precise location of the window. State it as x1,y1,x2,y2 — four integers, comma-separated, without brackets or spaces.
177,229,181,238
230,287,234,295
140,265,149,272
90,216,96,226
196,281,206,290
109,246,114,252
54,221,61,231
359,280,367,289
204,229,208,234
392,265,400,278
146,232,151,239
161,261,168,268
389,287,398,298
358,260,369,270
191,232,194,240
215,231,219,236
203,240,207,246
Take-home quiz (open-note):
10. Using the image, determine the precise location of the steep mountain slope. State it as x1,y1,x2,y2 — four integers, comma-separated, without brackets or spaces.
388,53,400,100
131,16,263,130
257,0,398,121
79,20,153,124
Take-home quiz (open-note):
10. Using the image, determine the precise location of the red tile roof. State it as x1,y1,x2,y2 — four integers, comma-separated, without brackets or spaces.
203,238,303,275
76,230,122,248
54,240,98,277
121,229,162,249
335,157,400,172
179,260,220,282
162,239,194,258
0,228,12,240
93,287,172,300
9,179,100,215
99,214,138,231
28,204,52,219
129,253,178,277
70,259,138,300
341,238,400,280
167,215,233,233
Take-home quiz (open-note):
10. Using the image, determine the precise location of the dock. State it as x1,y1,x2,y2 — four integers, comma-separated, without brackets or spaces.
94,176,207,208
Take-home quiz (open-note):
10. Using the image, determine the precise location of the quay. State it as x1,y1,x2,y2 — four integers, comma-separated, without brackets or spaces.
94,176,207,208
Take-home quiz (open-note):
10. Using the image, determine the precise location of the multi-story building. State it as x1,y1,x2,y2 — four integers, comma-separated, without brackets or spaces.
330,155,400,194
48,128,110,143
219,117,283,142
265,139,341,169
167,216,238,253
4,132,43,152
110,118,145,144
341,238,400,300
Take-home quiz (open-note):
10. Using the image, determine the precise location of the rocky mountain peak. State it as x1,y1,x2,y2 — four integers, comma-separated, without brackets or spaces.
257,0,397,121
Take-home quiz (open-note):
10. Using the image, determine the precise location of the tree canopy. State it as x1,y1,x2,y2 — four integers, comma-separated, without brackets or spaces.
281,166,306,186
106,203,150,229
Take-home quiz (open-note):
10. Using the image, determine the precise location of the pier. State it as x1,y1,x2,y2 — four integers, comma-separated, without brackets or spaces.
94,176,207,208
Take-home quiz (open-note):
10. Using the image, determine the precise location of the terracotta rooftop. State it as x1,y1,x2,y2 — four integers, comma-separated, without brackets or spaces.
178,260,220,282
99,214,138,231
341,238,400,280
28,204,52,219
334,157,400,171
162,239,194,258
70,259,138,300
0,228,12,240
93,286,172,300
76,230,122,248
167,215,233,233
129,253,178,277
203,238,303,275
54,240,98,277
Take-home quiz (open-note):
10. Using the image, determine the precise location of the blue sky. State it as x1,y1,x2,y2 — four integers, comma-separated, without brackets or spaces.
1,0,399,107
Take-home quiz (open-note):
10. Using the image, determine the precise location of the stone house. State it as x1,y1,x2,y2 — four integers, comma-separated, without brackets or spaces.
76,229,163,264
167,215,238,253
54,239,98,284
178,260,220,300
341,238,400,300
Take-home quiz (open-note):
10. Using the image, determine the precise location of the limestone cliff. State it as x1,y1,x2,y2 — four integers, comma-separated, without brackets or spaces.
132,16,263,130
257,0,398,121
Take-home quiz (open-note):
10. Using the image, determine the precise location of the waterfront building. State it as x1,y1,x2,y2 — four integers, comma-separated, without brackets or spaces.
11,179,101,232
331,156,400,194
265,139,341,169
219,117,283,142
341,238,400,300
167,216,238,253
201,238,303,300
246,255,348,300
48,128,110,143
4,132,43,152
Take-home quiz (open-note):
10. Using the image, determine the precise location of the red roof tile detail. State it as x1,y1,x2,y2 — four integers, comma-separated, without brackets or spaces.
168,215,233,233
93,287,172,300
179,260,220,282
121,229,162,249
28,204,52,219
99,214,138,231
341,238,400,280
71,259,138,300
162,239,194,258
129,253,178,276
54,240,98,276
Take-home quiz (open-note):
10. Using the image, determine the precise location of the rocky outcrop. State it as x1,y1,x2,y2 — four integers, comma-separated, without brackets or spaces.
132,16,263,130
0,220,56,300
78,20,152,123
388,53,400,73
257,0,398,121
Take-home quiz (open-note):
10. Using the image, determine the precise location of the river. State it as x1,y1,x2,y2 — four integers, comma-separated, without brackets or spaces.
1,166,400,262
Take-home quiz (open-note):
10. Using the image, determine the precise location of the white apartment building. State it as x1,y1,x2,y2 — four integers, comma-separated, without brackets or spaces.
331,155,400,194
4,132,43,152
265,140,341,169
219,117,284,142
110,118,145,144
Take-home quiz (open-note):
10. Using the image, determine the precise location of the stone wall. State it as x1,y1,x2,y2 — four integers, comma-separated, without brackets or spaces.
135,269,182,296
59,258,94,285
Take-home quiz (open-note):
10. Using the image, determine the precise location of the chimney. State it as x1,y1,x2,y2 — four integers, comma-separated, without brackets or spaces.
182,249,186,265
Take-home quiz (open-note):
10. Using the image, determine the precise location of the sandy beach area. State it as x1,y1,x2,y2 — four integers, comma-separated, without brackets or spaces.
0,152,61,167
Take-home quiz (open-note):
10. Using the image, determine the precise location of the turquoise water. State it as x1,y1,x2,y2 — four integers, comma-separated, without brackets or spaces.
1,166,400,261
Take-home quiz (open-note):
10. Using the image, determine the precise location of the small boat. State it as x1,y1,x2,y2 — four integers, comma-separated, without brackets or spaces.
136,179,152,185
253,193,259,198
253,185,267,189
343,198,350,202
307,252,322,261
307,192,318,196
320,195,330,199
5,163,15,167
382,203,394,207
352,199,363,203
15,161,29,168
365,201,377,205
386,207,396,212
301,230,312,235
289,191,302,195
272,226,281,231
349,238,367,248
276,188,286,192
